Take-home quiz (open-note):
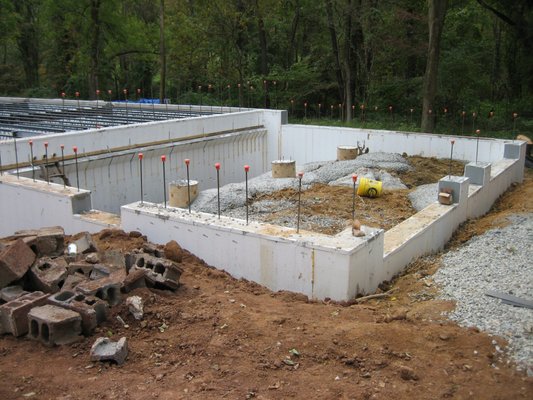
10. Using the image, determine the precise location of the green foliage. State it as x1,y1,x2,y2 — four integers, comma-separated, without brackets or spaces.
0,0,531,136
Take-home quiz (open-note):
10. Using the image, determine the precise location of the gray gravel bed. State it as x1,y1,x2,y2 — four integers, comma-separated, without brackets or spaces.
192,152,411,214
433,214,533,375
408,183,438,211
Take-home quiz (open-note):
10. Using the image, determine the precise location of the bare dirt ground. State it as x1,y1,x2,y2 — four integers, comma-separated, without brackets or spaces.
1,167,532,400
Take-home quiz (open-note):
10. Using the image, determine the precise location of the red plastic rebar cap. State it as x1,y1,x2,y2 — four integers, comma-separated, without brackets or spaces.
451,140,455,145
184,159,190,166
298,172,304,178
75,91,80,97
28,140,32,145
73,146,78,152
44,142,48,148
138,153,143,160
244,165,250,172
161,155,166,162
96,89,100,95
475,129,480,135
215,162,221,170
352,174,358,182
61,92,65,98
60,144,64,149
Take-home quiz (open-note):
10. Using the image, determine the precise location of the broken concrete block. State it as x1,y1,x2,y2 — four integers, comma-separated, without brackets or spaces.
85,253,100,264
14,226,65,257
61,273,89,291
28,305,82,346
122,268,147,293
0,285,28,302
76,275,122,306
0,291,49,336
89,264,112,280
125,296,143,320
71,232,97,254
67,261,95,277
90,337,128,365
48,291,108,335
100,250,126,269
29,257,68,293
128,253,182,290
0,239,36,289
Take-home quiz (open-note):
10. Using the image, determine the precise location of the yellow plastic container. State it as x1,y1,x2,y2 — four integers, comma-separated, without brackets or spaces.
357,177,383,198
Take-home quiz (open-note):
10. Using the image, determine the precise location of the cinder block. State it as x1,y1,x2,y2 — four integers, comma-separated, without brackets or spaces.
48,291,108,335
71,232,97,254
29,257,68,293
128,253,182,290
28,305,82,346
465,162,491,186
0,291,49,336
67,261,94,277
503,143,522,159
438,176,470,205
15,226,65,257
0,285,28,302
122,268,147,293
0,239,36,289
76,275,122,306
90,337,128,365
62,273,89,291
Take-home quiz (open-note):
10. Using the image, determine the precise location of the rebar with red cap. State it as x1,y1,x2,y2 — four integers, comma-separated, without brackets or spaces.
244,165,250,224
29,140,34,181
185,159,191,213
215,162,221,218
161,155,167,208
60,144,65,188
297,171,304,233
475,129,480,163
73,146,79,191
139,153,144,204
44,142,49,184
14,136,19,179
352,174,358,220
449,140,455,178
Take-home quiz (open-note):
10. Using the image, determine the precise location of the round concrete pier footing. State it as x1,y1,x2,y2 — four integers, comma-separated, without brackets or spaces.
169,180,199,208
271,160,296,178
337,146,358,160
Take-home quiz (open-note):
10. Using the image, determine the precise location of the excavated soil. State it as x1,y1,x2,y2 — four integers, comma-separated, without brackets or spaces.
0,169,532,400
251,156,465,234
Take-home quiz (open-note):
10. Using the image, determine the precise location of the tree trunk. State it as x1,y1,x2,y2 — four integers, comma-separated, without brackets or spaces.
325,0,345,105
342,0,353,121
255,0,269,108
421,0,448,133
88,0,101,99
159,0,166,103
14,0,40,89
287,0,300,68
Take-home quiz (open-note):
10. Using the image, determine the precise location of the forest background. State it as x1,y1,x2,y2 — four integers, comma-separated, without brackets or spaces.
0,0,531,137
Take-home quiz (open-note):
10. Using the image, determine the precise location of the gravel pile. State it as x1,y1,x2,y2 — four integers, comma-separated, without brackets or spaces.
192,152,411,215
433,214,533,375
408,183,438,211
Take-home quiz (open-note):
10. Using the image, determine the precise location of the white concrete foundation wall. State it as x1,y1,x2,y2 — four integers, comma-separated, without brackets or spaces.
280,125,519,164
54,129,268,214
382,145,525,279
0,104,275,167
0,175,115,236
120,203,384,300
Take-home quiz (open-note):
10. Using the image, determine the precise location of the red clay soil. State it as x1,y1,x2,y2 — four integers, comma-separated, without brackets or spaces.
0,172,532,400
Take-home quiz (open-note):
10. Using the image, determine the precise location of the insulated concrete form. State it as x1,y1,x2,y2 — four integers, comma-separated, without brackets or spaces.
0,99,528,300
121,204,384,300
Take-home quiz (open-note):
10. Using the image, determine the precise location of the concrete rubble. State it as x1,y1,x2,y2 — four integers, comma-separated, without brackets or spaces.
90,336,128,365
0,227,184,363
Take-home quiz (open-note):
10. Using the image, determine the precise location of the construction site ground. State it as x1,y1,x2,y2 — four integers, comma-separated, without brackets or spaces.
0,165,532,400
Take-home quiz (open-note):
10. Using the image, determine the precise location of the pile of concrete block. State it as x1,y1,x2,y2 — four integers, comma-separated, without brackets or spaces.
0,227,183,351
